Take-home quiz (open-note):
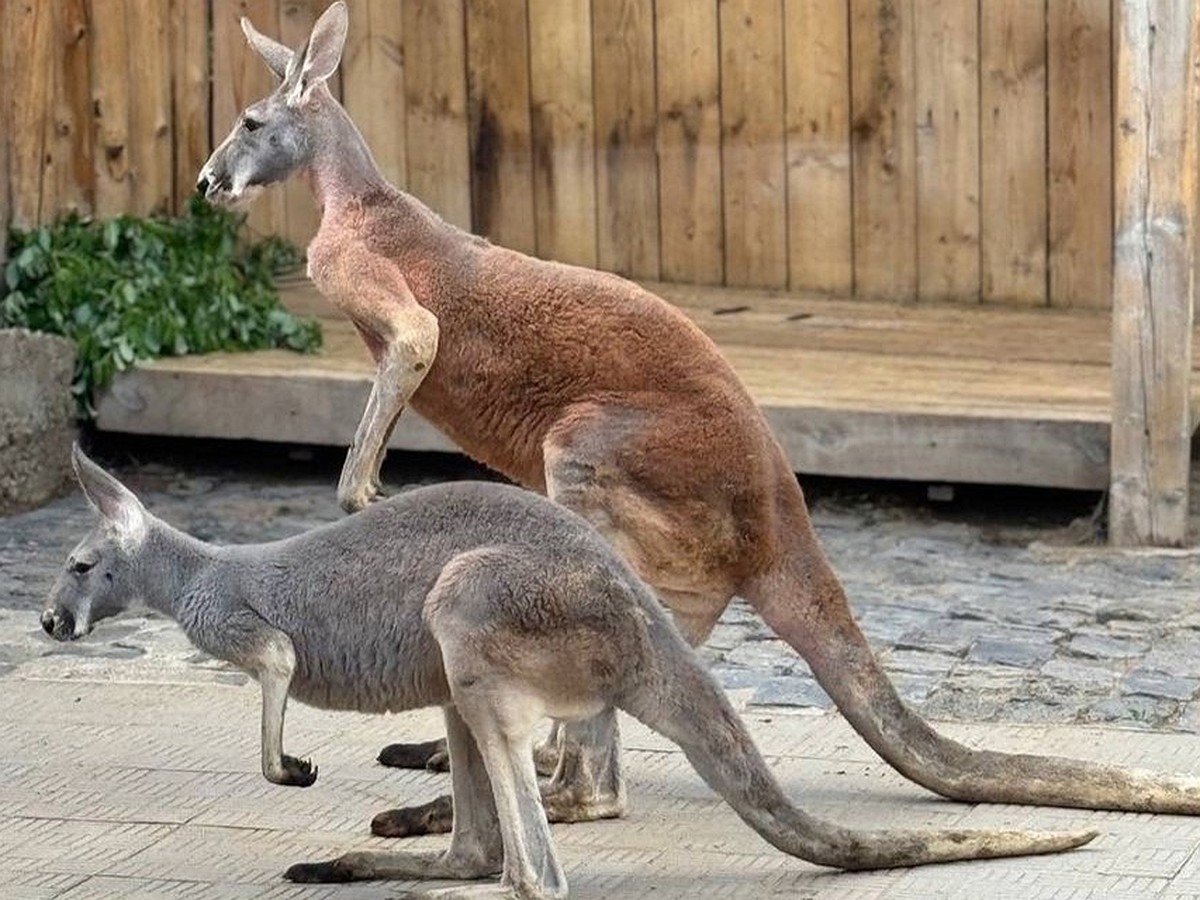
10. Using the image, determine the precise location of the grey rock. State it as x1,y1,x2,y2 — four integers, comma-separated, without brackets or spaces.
0,329,77,516
966,638,1055,669
1121,668,1200,702
1066,632,1150,660
749,676,832,710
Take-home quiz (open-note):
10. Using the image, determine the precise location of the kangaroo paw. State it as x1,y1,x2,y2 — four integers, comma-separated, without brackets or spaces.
371,794,454,837
281,753,318,787
285,857,354,883
378,738,449,770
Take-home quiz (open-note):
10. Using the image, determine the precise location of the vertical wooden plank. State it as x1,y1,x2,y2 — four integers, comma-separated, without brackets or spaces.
850,0,917,301
980,0,1047,306
655,0,722,284
125,0,173,216
1110,0,1198,546
211,0,284,237
46,0,94,219
89,0,131,218
0,2,9,257
1048,0,1112,309
592,0,660,279
170,0,212,212
528,0,596,266
913,0,979,302
343,0,407,189
465,0,534,252
278,0,323,245
10,0,52,225
403,0,471,229
719,0,787,288
784,0,851,295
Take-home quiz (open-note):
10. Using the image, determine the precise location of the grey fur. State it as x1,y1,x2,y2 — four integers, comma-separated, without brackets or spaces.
44,447,1098,897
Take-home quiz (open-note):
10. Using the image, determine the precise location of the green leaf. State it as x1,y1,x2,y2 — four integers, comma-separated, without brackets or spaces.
1,201,321,419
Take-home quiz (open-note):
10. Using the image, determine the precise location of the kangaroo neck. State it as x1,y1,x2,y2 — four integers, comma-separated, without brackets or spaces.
137,523,222,620
304,93,391,216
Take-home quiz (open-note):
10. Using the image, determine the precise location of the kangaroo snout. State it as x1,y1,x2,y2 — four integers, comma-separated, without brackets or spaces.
41,607,77,642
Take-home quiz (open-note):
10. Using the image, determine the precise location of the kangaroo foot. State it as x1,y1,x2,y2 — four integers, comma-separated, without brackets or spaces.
538,783,626,824
339,486,381,514
371,794,454,837
285,848,497,884
266,753,318,787
378,737,449,771
407,885,550,899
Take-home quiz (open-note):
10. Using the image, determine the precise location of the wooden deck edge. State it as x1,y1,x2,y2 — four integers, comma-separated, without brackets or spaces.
95,366,1110,490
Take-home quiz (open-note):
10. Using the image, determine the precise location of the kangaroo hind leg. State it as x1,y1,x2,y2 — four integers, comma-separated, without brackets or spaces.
286,705,502,885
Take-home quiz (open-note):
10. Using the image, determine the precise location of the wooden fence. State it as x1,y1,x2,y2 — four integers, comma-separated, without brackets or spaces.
0,0,1117,308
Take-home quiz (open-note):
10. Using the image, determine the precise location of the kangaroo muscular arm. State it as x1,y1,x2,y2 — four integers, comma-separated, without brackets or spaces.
253,627,318,787
308,239,439,511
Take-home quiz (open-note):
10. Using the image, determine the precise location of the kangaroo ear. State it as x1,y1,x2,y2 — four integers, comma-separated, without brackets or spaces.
71,444,147,546
286,0,348,106
241,17,294,80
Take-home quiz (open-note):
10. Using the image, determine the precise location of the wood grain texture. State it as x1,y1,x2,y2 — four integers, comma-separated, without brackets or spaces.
277,0,324,246
1110,0,1198,546
88,0,130,218
466,0,535,252
980,0,1047,306
655,0,723,284
10,0,52,225
403,0,471,229
914,0,978,302
784,0,851,295
1048,0,1112,309
211,0,283,238
48,0,93,219
101,279,1200,492
592,0,660,279
125,0,172,216
528,0,596,265
342,0,407,189
719,0,787,288
849,0,917,301
169,0,211,212
0,0,13,252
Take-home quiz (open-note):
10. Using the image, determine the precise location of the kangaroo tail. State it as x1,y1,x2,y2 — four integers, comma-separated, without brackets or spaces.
740,510,1200,814
618,626,1096,870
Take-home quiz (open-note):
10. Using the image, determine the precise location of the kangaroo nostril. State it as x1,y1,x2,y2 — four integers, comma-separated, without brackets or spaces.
196,176,210,195
40,610,55,636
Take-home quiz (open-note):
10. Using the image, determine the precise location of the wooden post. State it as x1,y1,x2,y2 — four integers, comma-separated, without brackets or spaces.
1110,0,1199,546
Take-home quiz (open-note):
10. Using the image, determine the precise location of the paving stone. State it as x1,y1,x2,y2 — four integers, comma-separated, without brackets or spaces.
748,676,832,710
724,640,798,674
1081,695,1179,730
966,638,1056,669
1121,669,1200,702
1040,657,1121,694
880,649,959,677
1066,632,1151,661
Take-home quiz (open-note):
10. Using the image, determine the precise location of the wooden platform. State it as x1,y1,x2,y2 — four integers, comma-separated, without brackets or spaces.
94,282,1200,491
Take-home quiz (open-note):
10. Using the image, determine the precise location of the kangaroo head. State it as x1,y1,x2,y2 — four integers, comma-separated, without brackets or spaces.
197,0,348,207
42,446,151,641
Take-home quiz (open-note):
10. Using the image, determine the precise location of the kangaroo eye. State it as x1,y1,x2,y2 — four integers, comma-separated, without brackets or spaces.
242,117,262,133
70,559,95,575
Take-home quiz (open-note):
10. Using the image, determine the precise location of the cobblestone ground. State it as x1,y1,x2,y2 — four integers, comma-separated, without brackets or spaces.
4,436,1200,735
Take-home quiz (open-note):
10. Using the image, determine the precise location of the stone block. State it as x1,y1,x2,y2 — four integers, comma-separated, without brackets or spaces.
0,328,77,514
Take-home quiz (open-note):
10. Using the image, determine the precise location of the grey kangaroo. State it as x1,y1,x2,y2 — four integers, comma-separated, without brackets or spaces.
43,447,1097,895
196,0,1200,844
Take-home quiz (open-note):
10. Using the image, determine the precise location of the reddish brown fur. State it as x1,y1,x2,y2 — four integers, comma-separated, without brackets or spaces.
201,3,1200,824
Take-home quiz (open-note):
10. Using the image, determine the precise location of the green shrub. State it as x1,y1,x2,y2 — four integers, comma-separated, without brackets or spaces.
1,196,322,417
